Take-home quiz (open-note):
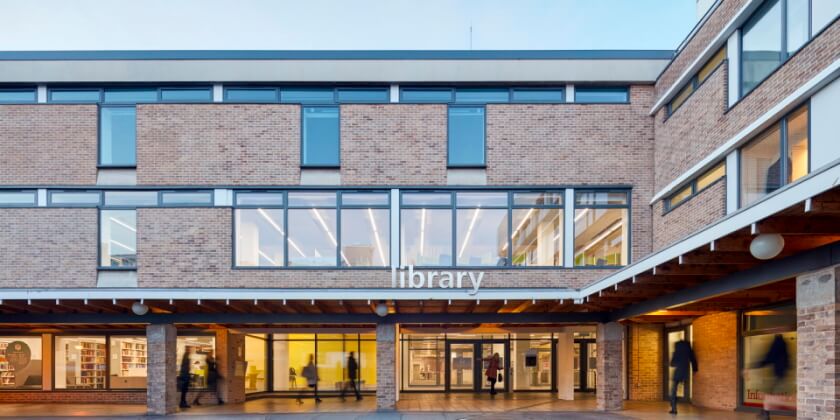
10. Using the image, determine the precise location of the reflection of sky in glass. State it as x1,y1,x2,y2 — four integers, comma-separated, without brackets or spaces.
457,208,507,266
100,210,136,267
448,107,485,166
288,209,338,266
341,208,389,266
236,209,285,267
100,107,136,166
401,209,452,266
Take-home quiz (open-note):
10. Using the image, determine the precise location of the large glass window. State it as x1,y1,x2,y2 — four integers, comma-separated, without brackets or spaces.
341,192,390,267
740,104,809,207
100,210,137,268
302,106,340,167
574,191,629,267
245,334,268,394
99,106,137,166
288,192,338,267
109,336,147,389
456,192,508,266
401,336,445,391
511,192,563,266
235,208,285,267
448,106,485,167
55,336,107,390
271,333,375,392
742,305,796,411
512,334,553,391
741,0,812,95
401,193,453,267
0,336,42,389
176,336,215,390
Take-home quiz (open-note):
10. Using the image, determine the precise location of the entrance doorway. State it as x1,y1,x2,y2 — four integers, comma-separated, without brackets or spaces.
664,326,691,402
574,338,596,392
445,340,508,392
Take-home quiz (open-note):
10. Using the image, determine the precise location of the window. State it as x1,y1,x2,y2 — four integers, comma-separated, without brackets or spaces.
742,304,796,411
301,106,340,167
100,210,137,268
55,336,107,389
510,192,563,266
236,208,286,267
401,192,454,267
160,191,213,206
224,88,278,102
49,89,102,103
0,89,36,103
0,336,42,389
336,88,389,103
160,88,212,102
456,192,508,266
448,106,485,167
664,162,726,211
697,47,727,83
104,191,158,207
668,46,727,116
103,89,157,103
574,87,629,103
400,88,454,103
288,192,338,266
99,106,137,166
48,191,101,207
272,333,376,392
574,191,629,267
740,103,809,207
176,336,215,390
741,0,812,96
341,192,390,267
511,88,565,103
0,190,36,206
109,336,147,389
454,89,509,103
244,334,268,393
282,88,333,104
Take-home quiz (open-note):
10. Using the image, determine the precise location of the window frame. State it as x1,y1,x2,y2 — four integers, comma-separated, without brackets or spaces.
300,105,341,168
399,86,569,104
97,103,138,168
573,190,631,268
446,104,487,168
0,87,37,104
222,86,390,104
0,189,38,207
666,46,727,117
509,190,565,267
663,162,726,213
738,100,811,209
50,331,151,392
98,208,138,271
739,0,813,98
573,86,630,104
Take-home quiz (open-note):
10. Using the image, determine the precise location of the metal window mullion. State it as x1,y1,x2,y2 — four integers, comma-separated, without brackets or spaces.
451,192,457,267
336,192,342,267
563,189,574,268
283,192,290,267
507,191,513,267
780,116,789,188
390,189,399,269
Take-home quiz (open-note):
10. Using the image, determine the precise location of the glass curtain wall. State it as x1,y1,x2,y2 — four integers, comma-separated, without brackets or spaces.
176,336,216,390
511,334,553,391
272,334,376,392
244,334,268,393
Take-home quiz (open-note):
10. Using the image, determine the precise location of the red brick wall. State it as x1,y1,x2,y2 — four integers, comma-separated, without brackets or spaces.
654,19,840,192
0,391,145,404
655,0,747,99
136,104,301,185
628,323,664,401
692,312,738,410
340,104,447,185
0,209,98,288
0,105,98,185
487,86,655,262
653,180,726,251
136,208,609,289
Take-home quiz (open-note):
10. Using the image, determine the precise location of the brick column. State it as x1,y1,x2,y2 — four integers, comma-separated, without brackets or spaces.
596,322,624,411
146,324,177,415
215,329,246,405
796,265,839,419
376,322,397,410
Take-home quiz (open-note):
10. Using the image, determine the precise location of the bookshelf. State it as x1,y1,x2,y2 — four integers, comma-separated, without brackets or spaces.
74,341,106,389
0,342,15,386
118,339,147,376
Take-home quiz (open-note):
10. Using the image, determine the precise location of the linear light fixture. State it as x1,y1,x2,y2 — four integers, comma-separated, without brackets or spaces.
368,208,387,266
574,208,589,223
109,217,136,232
420,208,426,257
574,221,623,257
257,207,305,258
257,249,280,266
109,239,136,253
458,208,481,259
502,208,536,251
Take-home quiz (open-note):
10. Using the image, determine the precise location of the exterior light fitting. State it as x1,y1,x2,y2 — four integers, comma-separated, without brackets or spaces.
131,301,149,316
749,233,784,260
375,301,389,317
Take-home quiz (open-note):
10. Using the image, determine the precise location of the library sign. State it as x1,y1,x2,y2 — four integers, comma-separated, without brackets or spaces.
391,266,484,295
5,341,31,370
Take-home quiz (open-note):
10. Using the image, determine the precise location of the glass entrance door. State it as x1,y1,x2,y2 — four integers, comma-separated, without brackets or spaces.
665,327,691,401
445,340,508,392
574,339,596,392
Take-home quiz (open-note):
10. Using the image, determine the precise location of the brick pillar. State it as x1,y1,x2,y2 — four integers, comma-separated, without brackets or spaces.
215,329,246,404
376,322,397,410
146,324,177,415
796,265,839,419
596,322,624,411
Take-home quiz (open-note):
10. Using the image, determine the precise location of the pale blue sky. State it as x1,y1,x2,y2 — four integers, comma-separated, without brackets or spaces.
0,0,698,50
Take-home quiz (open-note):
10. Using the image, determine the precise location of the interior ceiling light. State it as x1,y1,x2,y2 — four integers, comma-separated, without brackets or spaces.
749,233,785,260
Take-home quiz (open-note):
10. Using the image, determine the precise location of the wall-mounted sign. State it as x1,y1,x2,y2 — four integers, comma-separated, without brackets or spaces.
391,266,484,295
5,341,31,370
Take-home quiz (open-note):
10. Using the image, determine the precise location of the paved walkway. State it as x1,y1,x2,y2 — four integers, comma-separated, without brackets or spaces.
0,394,791,419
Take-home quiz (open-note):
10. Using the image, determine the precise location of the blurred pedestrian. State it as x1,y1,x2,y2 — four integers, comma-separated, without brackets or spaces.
178,351,192,409
484,352,501,395
301,354,322,403
669,339,697,414
341,351,362,401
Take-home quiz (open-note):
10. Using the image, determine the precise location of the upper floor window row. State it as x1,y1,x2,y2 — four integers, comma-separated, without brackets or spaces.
664,161,726,212
0,88,36,103
0,189,215,208
400,86,628,104
667,46,727,116
740,0,813,96
224,87,389,104
48,87,213,103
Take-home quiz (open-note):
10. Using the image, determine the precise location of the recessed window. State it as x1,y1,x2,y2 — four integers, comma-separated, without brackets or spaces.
740,103,809,207
103,191,158,207
301,106,340,167
224,88,278,102
511,88,564,103
574,87,628,103
235,192,284,207
48,89,101,103
0,89,36,103
282,88,334,104
574,191,629,267
103,89,157,103
400,88,454,103
99,106,137,167
447,106,485,167
49,191,101,207
667,185,694,209
160,191,213,206
100,210,137,268
665,162,726,211
696,162,726,190
697,47,727,84
0,336,43,389
454,89,509,103
160,88,212,102
0,190,36,206
336,88,389,103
